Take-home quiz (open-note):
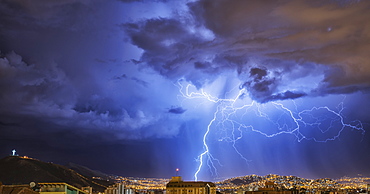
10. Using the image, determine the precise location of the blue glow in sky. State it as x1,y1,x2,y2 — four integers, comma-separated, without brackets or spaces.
0,0,369,181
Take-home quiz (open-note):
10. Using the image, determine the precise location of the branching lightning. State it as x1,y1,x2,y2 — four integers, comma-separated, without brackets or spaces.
176,79,365,181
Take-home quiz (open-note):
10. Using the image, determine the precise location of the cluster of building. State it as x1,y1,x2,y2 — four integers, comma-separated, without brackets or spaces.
217,174,370,194
1,175,370,194
336,177,370,189
106,176,169,190
102,176,216,194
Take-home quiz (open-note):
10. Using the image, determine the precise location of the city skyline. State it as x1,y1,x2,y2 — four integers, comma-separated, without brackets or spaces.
0,0,369,181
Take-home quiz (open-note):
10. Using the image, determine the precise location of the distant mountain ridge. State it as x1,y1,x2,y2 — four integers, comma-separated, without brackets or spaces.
0,156,113,192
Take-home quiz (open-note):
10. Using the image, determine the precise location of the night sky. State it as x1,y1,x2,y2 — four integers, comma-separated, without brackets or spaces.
0,0,370,181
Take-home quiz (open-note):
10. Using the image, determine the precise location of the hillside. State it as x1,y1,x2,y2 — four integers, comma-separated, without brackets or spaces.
0,156,112,192
67,162,110,180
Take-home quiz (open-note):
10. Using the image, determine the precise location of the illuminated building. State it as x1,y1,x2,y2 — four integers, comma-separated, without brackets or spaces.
105,183,134,194
166,176,216,194
38,183,88,194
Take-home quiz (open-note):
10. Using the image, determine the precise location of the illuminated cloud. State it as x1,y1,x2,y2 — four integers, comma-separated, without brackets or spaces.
123,0,370,102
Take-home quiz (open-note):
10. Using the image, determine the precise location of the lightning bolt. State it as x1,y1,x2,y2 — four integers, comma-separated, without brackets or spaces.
176,79,365,181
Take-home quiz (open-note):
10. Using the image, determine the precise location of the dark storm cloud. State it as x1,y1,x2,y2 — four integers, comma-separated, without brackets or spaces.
123,17,227,89
1,0,368,141
123,0,370,102
131,77,149,87
0,51,76,115
0,50,180,140
112,74,148,87
265,91,307,102
168,106,187,114
0,0,368,181
240,67,278,101
0,0,187,140
113,74,128,80
239,67,307,102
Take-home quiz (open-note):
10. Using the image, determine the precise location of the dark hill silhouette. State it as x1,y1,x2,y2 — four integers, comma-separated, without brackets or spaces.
0,156,112,192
